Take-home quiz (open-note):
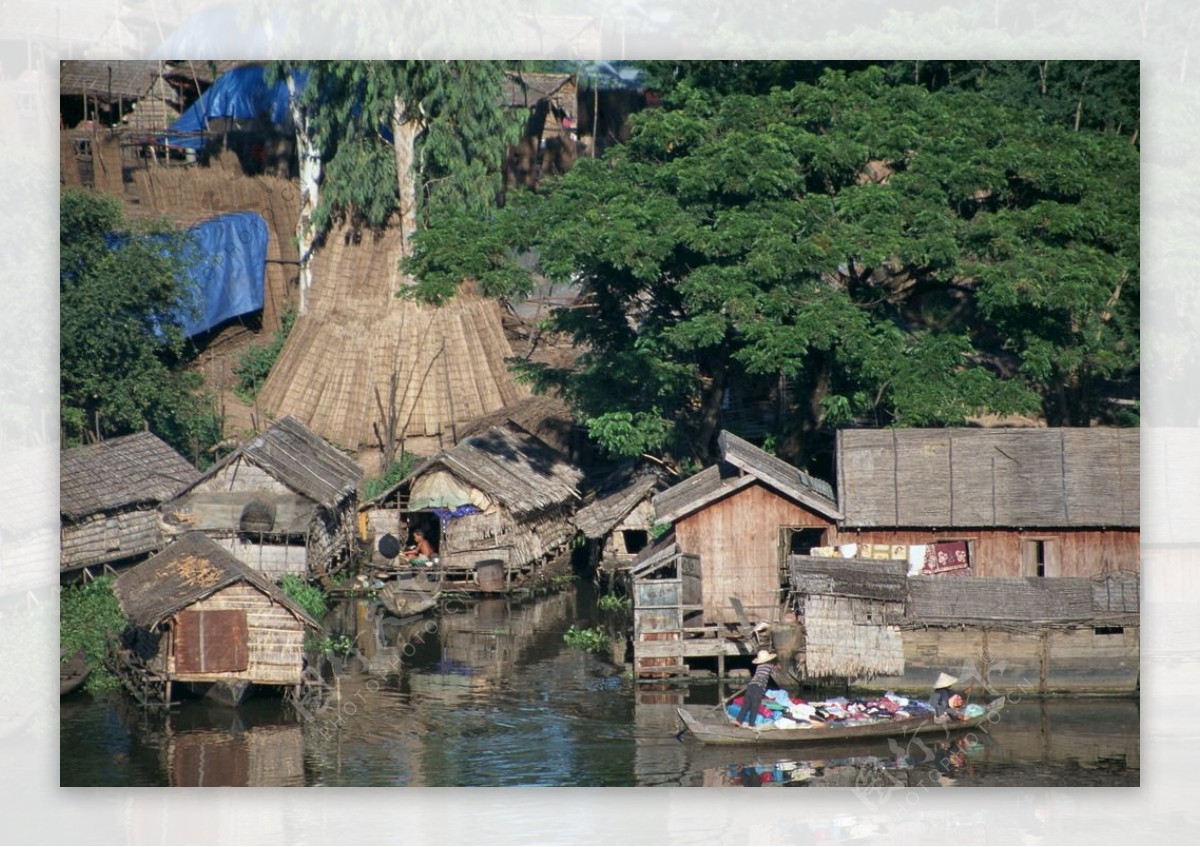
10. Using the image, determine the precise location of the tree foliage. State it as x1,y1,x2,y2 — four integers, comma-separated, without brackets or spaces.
60,189,222,461
409,64,1138,463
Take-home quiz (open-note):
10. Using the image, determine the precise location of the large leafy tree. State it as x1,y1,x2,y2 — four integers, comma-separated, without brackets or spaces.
409,65,1138,465
60,189,220,461
271,60,523,309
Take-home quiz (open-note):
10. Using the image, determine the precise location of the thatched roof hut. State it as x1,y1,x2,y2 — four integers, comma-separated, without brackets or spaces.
454,394,580,460
366,425,583,586
256,225,528,458
113,532,318,691
574,466,668,569
60,431,199,573
161,416,363,580
836,427,1139,529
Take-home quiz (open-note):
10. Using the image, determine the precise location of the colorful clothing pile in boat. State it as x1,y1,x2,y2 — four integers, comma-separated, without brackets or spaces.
726,690,949,729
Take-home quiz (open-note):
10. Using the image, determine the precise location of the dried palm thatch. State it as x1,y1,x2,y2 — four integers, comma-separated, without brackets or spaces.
256,225,528,451
61,431,199,522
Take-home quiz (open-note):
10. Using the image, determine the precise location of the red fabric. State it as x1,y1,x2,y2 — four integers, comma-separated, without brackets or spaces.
924,541,971,575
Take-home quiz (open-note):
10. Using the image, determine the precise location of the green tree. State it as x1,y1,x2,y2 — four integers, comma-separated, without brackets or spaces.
60,189,221,460
409,65,1138,463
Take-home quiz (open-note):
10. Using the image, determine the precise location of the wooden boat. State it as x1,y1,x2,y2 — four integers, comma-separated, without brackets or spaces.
677,696,1005,746
60,648,91,697
377,567,444,620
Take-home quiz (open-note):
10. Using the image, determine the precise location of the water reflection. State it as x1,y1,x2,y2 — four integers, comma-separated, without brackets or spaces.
61,588,1139,787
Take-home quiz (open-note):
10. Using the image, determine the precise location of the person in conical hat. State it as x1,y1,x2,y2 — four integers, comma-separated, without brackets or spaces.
931,671,964,721
735,650,781,728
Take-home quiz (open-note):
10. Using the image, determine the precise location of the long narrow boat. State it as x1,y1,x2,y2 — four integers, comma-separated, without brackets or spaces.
60,648,90,697
677,696,1005,746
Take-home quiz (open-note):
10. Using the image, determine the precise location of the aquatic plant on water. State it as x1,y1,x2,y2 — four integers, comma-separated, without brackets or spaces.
59,576,128,693
563,625,609,653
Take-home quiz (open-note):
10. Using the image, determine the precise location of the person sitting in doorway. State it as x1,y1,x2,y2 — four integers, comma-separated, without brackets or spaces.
404,528,436,563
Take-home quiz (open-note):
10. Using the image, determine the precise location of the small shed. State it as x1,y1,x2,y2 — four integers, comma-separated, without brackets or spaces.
652,430,842,626
835,427,1140,577
573,466,667,573
628,536,703,677
112,532,320,704
60,431,200,577
363,425,583,590
160,416,363,581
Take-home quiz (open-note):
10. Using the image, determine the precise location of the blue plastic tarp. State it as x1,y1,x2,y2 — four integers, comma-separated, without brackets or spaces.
161,65,299,149
177,212,268,338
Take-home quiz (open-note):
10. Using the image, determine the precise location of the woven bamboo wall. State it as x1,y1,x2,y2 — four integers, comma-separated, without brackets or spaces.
61,509,161,569
197,457,292,494
830,527,1139,577
675,481,833,624
212,537,306,580
800,595,905,678
167,583,306,685
256,223,528,451
441,506,574,571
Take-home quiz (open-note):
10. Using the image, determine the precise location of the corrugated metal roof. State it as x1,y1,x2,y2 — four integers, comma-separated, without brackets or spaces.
113,531,319,629
60,431,199,521
837,427,1139,528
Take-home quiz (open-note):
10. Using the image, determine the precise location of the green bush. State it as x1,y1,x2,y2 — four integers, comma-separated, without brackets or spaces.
598,594,631,614
278,573,328,621
360,453,417,501
563,625,609,653
60,576,128,693
233,310,295,402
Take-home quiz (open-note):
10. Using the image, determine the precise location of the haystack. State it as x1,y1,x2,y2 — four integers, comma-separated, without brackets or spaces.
256,224,528,455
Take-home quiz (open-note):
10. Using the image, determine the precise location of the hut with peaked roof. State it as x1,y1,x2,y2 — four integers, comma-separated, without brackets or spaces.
834,428,1140,577
160,416,363,581
60,431,200,577
651,430,843,627
362,425,583,591
573,466,668,576
112,531,320,706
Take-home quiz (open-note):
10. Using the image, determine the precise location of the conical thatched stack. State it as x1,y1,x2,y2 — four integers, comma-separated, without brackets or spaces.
256,224,528,454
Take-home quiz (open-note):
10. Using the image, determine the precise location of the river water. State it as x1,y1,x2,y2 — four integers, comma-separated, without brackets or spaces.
60,587,1139,787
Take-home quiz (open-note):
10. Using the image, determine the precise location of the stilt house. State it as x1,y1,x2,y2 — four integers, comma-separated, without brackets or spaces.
362,425,583,590
573,466,667,575
834,428,1140,577
60,431,199,577
112,531,320,705
650,430,842,626
160,416,363,580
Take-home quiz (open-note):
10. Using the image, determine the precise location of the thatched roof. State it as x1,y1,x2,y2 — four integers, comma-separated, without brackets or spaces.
905,577,1098,623
113,532,319,629
257,225,528,451
836,427,1139,529
60,61,165,100
788,556,908,602
454,394,578,458
653,431,841,524
181,416,362,507
502,71,574,108
574,468,665,540
61,431,199,522
404,426,582,516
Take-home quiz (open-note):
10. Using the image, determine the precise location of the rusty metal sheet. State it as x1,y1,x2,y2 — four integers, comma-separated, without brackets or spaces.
174,610,249,674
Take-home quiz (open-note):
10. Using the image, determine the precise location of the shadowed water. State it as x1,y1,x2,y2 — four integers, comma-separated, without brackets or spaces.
60,588,1138,787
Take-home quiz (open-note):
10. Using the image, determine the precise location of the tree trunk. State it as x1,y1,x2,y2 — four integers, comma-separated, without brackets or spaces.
289,76,320,316
392,95,422,260
694,362,728,464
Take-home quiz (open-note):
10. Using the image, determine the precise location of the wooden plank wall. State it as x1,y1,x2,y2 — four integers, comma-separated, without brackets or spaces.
166,583,306,685
61,509,161,569
829,527,1140,577
675,482,832,624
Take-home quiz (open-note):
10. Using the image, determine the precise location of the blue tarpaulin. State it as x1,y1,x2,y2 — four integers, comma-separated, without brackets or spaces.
161,65,299,149
177,212,268,338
